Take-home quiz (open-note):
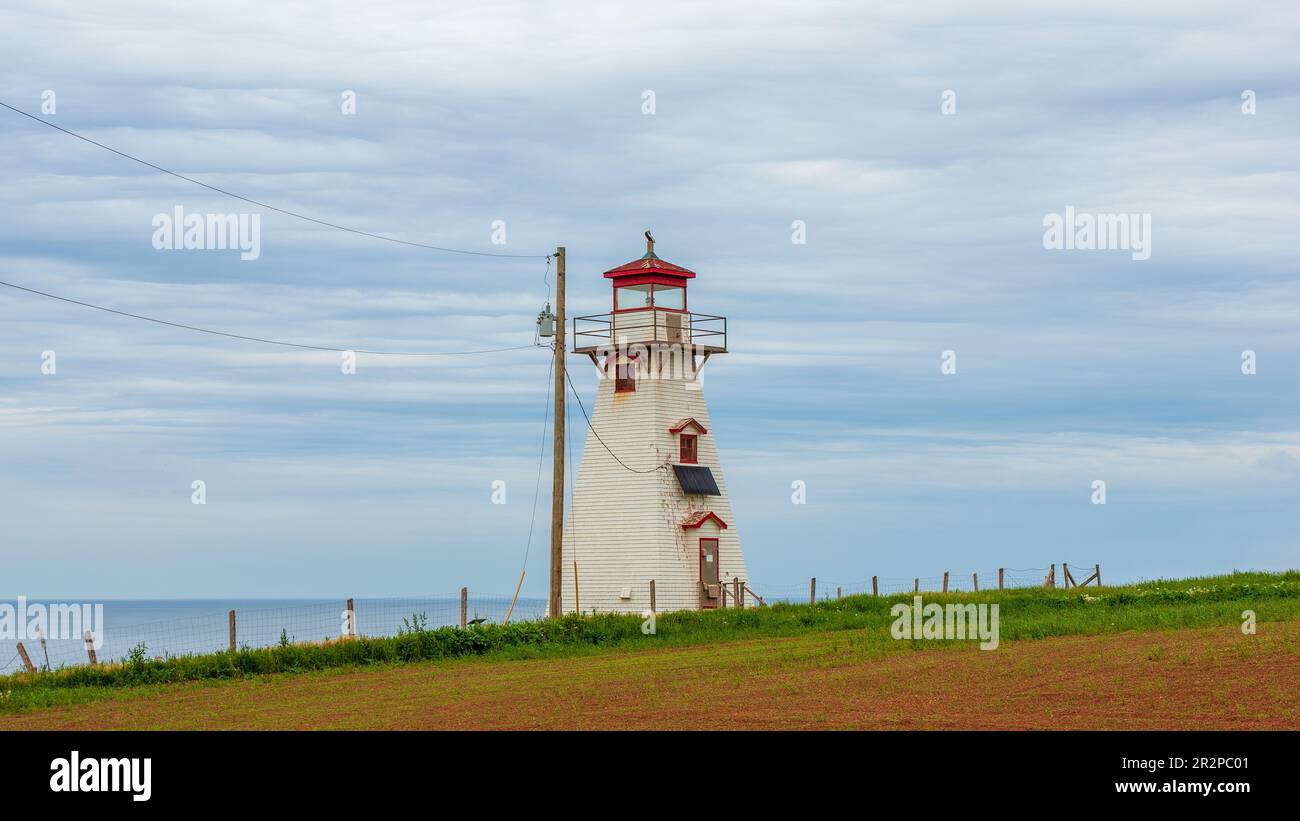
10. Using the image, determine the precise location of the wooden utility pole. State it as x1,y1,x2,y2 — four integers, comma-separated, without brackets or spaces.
549,246,567,619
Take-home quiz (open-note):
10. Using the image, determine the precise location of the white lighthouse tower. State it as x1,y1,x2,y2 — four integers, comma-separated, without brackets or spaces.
560,234,748,614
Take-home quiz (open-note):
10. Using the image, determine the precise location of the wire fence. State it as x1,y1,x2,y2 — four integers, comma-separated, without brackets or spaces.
747,564,1095,605
0,594,546,675
1,563,1098,675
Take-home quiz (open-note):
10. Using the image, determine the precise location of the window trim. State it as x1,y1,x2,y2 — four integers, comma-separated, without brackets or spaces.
614,356,637,393
679,433,698,464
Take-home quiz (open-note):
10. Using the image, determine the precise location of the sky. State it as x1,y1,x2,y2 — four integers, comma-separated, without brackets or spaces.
0,0,1296,598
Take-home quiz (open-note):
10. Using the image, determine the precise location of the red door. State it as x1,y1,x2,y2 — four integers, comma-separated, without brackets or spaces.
699,538,720,609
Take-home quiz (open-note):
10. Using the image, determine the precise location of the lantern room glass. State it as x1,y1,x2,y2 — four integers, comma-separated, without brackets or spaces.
652,284,685,310
615,284,652,311
614,283,685,312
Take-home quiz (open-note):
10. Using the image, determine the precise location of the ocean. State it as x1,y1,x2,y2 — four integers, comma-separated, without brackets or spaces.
0,596,548,675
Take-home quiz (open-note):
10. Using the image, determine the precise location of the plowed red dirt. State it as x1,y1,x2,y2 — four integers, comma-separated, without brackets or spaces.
3,620,1297,729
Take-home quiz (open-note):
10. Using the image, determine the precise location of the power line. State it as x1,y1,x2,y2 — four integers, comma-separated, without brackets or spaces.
564,366,664,474
0,278,538,356
522,355,554,569
0,100,550,260
566,375,578,569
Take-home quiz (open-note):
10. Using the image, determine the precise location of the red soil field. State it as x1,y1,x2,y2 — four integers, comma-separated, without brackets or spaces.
3,620,1297,730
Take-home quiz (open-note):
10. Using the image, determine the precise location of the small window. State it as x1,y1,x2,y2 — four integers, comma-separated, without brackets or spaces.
679,433,698,464
615,359,636,393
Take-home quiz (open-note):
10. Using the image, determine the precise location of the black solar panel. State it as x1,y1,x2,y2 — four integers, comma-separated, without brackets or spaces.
673,464,721,495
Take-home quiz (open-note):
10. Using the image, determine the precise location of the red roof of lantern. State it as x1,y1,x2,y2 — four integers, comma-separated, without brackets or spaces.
603,232,696,280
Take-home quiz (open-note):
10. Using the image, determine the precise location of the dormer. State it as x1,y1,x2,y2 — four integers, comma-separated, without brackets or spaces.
680,510,728,530
669,417,708,464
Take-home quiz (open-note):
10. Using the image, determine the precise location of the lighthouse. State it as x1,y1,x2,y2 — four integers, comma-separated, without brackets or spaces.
560,234,748,614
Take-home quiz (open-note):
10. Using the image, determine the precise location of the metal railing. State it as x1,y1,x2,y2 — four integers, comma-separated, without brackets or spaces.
572,311,726,353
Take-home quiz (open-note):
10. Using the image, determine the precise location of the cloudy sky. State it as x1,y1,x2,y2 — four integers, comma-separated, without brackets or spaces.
1,0,1296,598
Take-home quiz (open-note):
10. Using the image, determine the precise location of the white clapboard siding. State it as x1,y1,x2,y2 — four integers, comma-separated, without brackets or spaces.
560,356,747,614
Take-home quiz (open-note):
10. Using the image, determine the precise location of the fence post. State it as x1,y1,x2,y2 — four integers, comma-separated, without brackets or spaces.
84,631,98,666
739,581,746,609
914,577,919,593
734,578,741,608
228,609,237,651
649,579,656,614
836,586,842,600
943,571,949,593
15,642,36,674
999,568,1005,591
1095,564,1102,588
872,576,878,596
810,577,816,606
346,598,356,638
1046,564,1056,588
460,587,468,629
973,573,979,592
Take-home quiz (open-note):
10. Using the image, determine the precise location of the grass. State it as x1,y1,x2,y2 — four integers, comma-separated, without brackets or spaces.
1,569,1297,716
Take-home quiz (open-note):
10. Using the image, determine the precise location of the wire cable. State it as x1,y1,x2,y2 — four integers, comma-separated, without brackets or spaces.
522,355,554,568
0,100,549,260
0,278,538,356
504,354,553,624
566,379,578,577
564,366,664,474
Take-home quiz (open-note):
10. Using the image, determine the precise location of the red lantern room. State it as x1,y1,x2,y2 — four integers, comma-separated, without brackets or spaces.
572,232,727,358
605,231,695,314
